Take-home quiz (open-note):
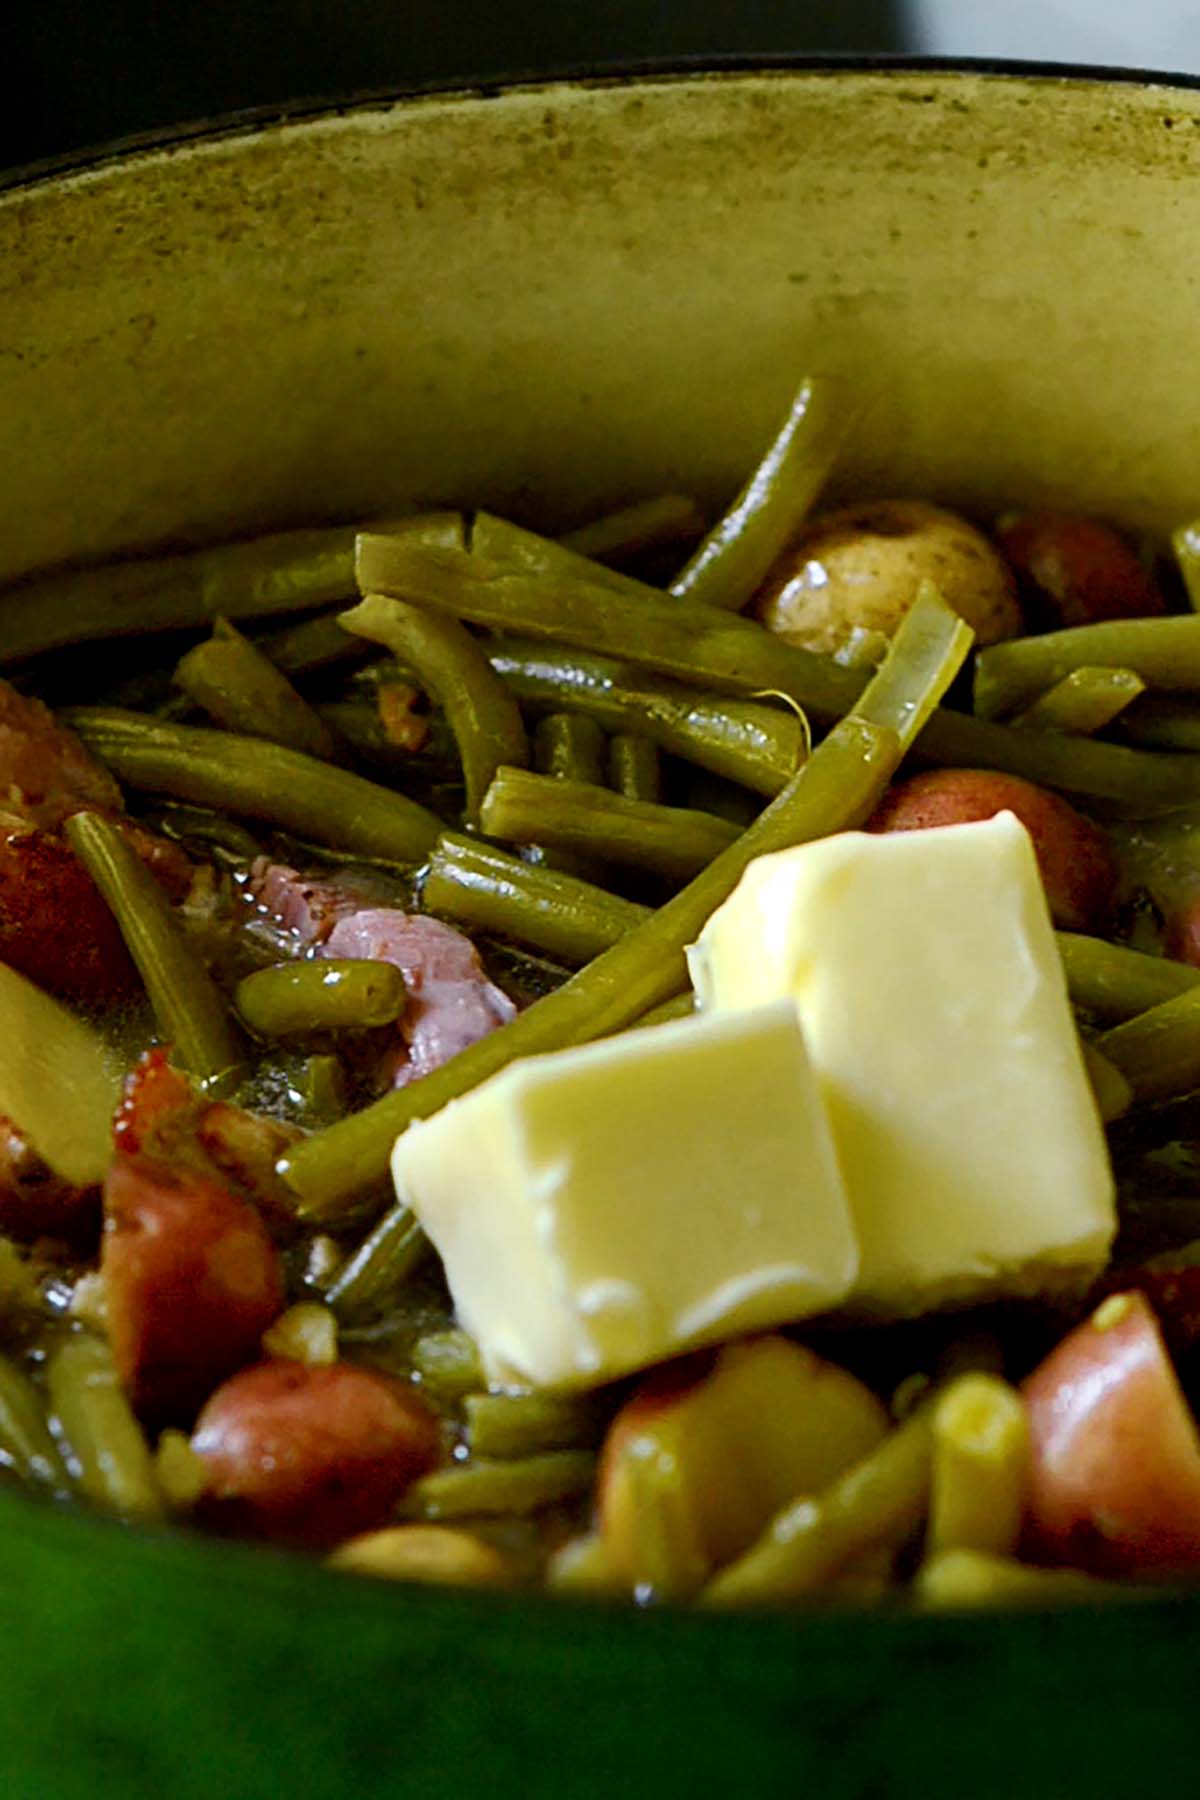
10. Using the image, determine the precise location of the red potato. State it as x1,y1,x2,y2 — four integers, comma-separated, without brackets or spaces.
0,1115,98,1243
997,513,1164,628
868,768,1117,932
1163,898,1200,970
192,1359,441,1548
102,1153,285,1424
1022,1291,1200,1574
0,832,138,1004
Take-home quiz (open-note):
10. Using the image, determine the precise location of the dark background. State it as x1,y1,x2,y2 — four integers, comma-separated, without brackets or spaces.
4,1,908,172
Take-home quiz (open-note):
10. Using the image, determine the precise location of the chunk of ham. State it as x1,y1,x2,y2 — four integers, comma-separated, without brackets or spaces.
249,862,516,1086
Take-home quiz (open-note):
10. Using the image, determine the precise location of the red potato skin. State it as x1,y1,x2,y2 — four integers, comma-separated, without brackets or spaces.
102,1153,285,1425
997,513,1164,628
1022,1291,1200,1574
191,1360,441,1549
868,769,1117,933
0,832,138,1004
1163,899,1200,970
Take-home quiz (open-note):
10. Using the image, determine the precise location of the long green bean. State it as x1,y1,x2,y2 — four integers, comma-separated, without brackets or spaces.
339,594,528,825
66,811,245,1094
174,619,343,761
480,767,740,884
362,530,1200,812
976,616,1200,721
533,712,606,785
1120,695,1200,753
1014,666,1145,735
401,1451,597,1519
281,587,968,1217
421,831,648,966
0,1352,69,1491
321,1204,430,1319
1097,986,1200,1104
916,1549,1126,1609
487,637,801,796
234,960,408,1037
1056,931,1200,1023
669,377,850,611
67,709,442,865
560,494,707,564
609,733,662,803
46,1333,165,1522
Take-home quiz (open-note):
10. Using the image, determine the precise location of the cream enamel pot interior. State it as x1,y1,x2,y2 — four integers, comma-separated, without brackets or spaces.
2,62,1200,1800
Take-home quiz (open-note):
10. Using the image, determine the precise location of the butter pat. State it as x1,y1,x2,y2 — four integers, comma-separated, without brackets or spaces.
390,1002,857,1389
689,814,1115,1316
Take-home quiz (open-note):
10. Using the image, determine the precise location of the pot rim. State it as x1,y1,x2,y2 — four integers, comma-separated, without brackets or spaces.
4,50,1200,196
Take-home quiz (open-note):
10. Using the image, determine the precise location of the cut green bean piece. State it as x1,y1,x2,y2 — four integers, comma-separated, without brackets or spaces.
322,1205,430,1320
281,587,968,1218
401,1451,596,1519
560,494,707,564
464,1392,602,1460
1172,519,1200,611
411,1329,485,1399
1014,666,1146,736
488,638,801,796
0,1352,69,1491
609,733,662,803
533,712,607,786
916,1548,1129,1610
629,991,696,1031
1120,694,1200,753
293,1055,349,1126
976,616,1200,721
66,811,245,1095
480,767,740,884
1080,1037,1133,1123
421,832,648,966
174,618,343,761
339,594,528,825
1057,931,1200,1024
669,377,850,612
927,1375,1029,1559
0,962,123,1186
68,709,442,865
235,959,407,1037
366,530,1200,811
703,1411,933,1607
47,1333,165,1521
852,583,973,747
1097,986,1200,1104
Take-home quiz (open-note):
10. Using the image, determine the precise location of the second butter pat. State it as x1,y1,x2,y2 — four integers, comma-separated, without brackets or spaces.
688,812,1116,1317
390,1002,857,1389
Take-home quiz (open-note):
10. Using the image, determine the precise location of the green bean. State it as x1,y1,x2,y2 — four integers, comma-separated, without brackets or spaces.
1014,666,1145,735
1080,1038,1134,1124
421,831,648,966
410,1329,486,1399
67,708,442,865
0,962,123,1186
533,712,607,785
1120,695,1200,753
0,1352,69,1491
669,377,849,611
480,767,740,884
366,530,1200,812
1172,518,1200,610
560,494,707,564
1097,986,1200,1104
629,992,697,1031
292,1055,349,1126
46,1333,165,1522
281,585,967,1218
1057,930,1200,1023
401,1451,597,1519
65,811,245,1095
321,1204,430,1320
174,619,343,761
915,1549,1127,1610
612,1437,711,1602
703,1411,933,1607
927,1375,1029,1559
487,637,801,796
976,616,1200,721
338,594,528,825
235,959,407,1037
609,733,662,803
464,1392,602,1460
469,513,647,598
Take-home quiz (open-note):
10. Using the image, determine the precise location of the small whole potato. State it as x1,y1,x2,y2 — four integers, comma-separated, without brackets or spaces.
752,499,1021,655
996,512,1164,628
868,769,1117,932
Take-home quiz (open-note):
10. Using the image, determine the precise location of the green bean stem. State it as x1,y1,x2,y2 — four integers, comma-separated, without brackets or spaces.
1097,985,1200,1104
46,1334,165,1521
609,733,662,803
421,831,648,966
362,529,1200,812
1056,931,1200,1024
281,586,969,1218
1014,666,1146,736
65,811,245,1094
235,959,408,1038
560,494,707,564
338,593,528,826
174,618,344,761
67,709,442,865
669,377,850,611
976,616,1200,721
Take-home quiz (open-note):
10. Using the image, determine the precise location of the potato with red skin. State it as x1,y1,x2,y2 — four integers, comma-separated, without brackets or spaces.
0,832,138,1004
752,499,1022,656
102,1154,285,1424
997,513,1164,628
191,1360,441,1549
1022,1291,1200,1574
1163,897,1200,970
868,769,1117,932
